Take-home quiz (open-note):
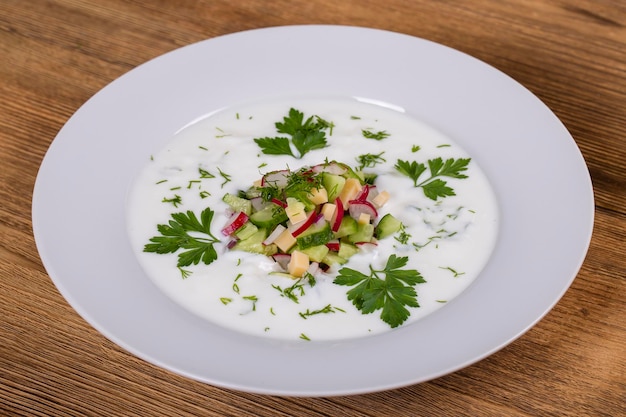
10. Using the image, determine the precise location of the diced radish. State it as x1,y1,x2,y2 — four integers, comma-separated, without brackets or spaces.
271,198,287,208
331,197,344,232
262,169,290,187
263,224,287,245
226,238,238,250
326,239,340,252
221,211,249,236
306,262,321,277
311,161,347,175
354,184,370,202
348,200,378,221
355,241,378,252
271,253,291,271
366,185,379,202
289,211,317,237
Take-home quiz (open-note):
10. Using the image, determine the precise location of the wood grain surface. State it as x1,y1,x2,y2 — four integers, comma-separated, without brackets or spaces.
1,1,624,416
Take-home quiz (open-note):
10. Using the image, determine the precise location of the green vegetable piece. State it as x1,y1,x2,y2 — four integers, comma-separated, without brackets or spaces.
348,223,374,243
223,193,252,215
299,245,330,263
337,242,359,259
321,173,346,202
321,252,348,266
334,216,358,239
249,205,289,230
234,221,258,240
375,213,403,239
233,229,277,256
296,222,334,249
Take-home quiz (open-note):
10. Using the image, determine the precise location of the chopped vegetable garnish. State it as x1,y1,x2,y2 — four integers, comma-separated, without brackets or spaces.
223,161,402,277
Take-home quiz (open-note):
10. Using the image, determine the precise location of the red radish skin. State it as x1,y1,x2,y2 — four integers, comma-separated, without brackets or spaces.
331,198,344,232
271,198,287,208
261,170,290,187
290,211,317,237
326,240,340,252
354,184,370,202
221,211,249,236
348,200,378,220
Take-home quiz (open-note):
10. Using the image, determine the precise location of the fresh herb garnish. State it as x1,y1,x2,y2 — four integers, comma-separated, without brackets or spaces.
334,255,425,328
256,166,324,203
217,167,231,188
254,108,331,159
243,295,258,311
394,226,411,245
361,129,390,140
439,266,465,277
144,208,219,268
299,304,344,319
199,168,215,179
162,195,182,207
356,151,386,169
272,279,306,303
395,157,471,200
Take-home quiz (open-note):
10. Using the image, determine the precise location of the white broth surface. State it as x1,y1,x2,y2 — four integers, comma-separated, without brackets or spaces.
126,96,499,341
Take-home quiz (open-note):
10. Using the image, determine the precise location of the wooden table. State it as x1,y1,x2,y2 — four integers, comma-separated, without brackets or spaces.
1,1,624,415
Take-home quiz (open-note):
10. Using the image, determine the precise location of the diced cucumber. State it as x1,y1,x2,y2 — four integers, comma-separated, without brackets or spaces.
337,242,359,259
336,162,364,182
249,205,288,230
234,221,258,240
223,193,252,215
362,172,378,185
299,245,330,263
296,221,334,249
375,213,403,239
348,223,375,243
233,229,277,255
321,252,348,266
322,173,346,202
334,216,358,239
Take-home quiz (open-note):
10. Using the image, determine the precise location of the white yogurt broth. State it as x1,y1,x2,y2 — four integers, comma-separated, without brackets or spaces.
126,96,499,341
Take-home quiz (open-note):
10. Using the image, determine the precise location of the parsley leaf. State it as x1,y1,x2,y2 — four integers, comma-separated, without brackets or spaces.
334,255,425,328
253,136,293,156
395,157,471,200
144,208,220,268
254,108,331,159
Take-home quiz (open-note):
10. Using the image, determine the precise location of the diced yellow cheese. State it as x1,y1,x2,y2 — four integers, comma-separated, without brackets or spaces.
285,197,307,223
372,190,390,208
357,212,371,225
288,250,310,278
273,228,297,252
338,178,363,207
307,187,328,205
320,202,337,221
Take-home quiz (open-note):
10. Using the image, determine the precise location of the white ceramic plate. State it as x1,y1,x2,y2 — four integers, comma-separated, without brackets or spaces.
32,25,594,396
